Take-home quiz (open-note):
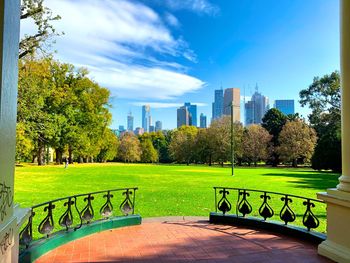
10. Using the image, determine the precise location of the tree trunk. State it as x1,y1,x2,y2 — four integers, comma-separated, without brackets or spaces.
37,143,45,166
55,149,63,164
292,159,298,167
68,147,73,164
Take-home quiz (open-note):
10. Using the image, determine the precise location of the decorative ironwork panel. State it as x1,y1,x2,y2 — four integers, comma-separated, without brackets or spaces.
237,190,252,217
81,194,95,223
38,202,55,236
217,189,231,215
120,189,134,215
100,191,114,218
279,196,296,225
59,198,75,230
259,192,274,220
302,199,320,231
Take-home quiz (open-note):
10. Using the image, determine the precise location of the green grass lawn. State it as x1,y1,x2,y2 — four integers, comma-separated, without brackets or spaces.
15,163,340,233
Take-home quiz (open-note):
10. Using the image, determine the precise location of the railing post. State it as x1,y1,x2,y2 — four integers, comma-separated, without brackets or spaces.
317,1,350,261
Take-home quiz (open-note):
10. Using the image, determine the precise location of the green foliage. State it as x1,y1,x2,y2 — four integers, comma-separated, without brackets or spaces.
140,139,158,163
118,132,141,163
20,0,62,59
299,71,341,172
16,122,34,162
97,129,119,162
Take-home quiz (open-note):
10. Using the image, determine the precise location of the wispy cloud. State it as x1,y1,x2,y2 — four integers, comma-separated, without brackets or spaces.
164,0,219,16
20,0,205,100
131,102,207,108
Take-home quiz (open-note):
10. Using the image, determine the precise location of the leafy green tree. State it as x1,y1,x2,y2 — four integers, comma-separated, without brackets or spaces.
278,120,317,167
118,132,141,163
242,125,271,166
20,0,62,59
97,129,119,163
261,108,287,166
169,126,198,165
140,139,158,163
299,71,341,172
195,128,214,165
16,122,34,162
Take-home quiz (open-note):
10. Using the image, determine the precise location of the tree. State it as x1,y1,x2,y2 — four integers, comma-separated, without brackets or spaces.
278,120,317,167
299,71,341,172
118,133,141,163
194,128,214,165
169,126,198,165
140,139,158,163
16,122,34,162
20,0,62,59
261,108,287,166
242,125,271,166
97,129,119,163
208,116,243,166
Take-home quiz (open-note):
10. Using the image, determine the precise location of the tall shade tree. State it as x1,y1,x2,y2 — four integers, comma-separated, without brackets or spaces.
278,120,317,167
195,128,214,165
208,116,243,166
169,125,198,165
261,108,287,166
140,139,158,163
97,129,119,163
118,132,141,163
299,71,341,172
242,125,271,166
20,0,62,59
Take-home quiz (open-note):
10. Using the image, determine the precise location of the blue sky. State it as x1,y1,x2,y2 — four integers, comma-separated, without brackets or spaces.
21,0,340,129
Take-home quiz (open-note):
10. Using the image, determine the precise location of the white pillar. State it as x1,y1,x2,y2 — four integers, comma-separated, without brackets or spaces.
0,1,29,262
318,1,350,262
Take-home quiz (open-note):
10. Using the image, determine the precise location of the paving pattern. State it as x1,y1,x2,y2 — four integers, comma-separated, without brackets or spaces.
35,218,332,263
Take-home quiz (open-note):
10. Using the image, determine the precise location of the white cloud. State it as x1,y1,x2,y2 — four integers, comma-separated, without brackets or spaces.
131,102,207,108
164,0,219,16
20,0,205,100
164,13,180,28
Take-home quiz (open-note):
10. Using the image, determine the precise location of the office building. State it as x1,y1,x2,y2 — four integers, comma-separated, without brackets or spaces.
118,125,125,132
127,112,134,131
184,102,197,127
223,88,241,122
245,89,269,125
134,127,144,135
212,89,224,121
200,113,207,128
149,125,155,132
142,105,151,132
177,106,190,128
275,100,295,115
155,121,162,132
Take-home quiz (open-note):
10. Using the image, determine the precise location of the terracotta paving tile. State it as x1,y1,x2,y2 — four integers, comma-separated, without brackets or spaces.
35,220,333,263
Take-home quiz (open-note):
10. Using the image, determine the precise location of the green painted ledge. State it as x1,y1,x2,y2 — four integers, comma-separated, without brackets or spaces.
19,215,142,263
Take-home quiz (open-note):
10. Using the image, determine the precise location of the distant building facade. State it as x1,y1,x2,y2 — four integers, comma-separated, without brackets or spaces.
127,112,134,131
245,89,269,125
118,125,125,132
274,100,295,115
142,105,151,132
134,127,144,135
223,88,241,122
200,113,207,128
212,89,223,121
177,106,190,128
155,121,162,132
184,102,197,127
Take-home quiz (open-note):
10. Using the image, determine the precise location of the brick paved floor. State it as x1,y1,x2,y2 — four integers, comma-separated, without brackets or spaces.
35,218,332,263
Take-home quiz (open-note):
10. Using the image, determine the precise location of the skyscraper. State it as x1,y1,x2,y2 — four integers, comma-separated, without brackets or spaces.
177,106,190,128
275,100,295,115
155,121,162,131
200,113,207,128
245,88,269,125
223,88,241,122
127,111,134,131
212,89,223,121
184,102,197,127
142,105,150,132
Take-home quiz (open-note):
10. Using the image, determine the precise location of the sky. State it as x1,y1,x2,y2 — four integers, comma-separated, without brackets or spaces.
20,0,340,129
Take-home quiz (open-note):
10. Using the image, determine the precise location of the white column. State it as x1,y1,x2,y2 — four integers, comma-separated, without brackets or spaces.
318,1,350,262
0,1,29,262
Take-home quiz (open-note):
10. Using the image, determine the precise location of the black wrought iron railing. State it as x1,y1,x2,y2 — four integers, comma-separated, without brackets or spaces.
213,187,325,232
19,187,138,248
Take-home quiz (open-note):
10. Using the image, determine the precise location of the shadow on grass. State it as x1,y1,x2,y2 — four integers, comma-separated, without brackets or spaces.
262,171,340,190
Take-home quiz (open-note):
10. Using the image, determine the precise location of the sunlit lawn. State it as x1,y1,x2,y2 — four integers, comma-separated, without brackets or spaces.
15,163,339,233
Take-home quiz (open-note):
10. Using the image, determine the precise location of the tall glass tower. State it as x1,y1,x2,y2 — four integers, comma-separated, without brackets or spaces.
212,89,223,121
142,105,150,132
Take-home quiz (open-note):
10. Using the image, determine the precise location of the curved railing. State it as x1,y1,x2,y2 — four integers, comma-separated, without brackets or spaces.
19,187,138,249
213,187,325,233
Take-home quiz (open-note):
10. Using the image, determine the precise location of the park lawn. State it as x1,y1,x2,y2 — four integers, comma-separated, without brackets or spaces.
15,163,340,233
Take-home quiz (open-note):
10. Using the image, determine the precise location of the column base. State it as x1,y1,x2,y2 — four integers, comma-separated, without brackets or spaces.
317,189,350,263
0,205,30,263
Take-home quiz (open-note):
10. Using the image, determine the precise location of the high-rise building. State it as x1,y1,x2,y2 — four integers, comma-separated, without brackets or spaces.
127,112,134,131
177,106,190,128
274,100,295,115
245,88,269,126
118,125,125,132
223,88,241,122
155,121,162,132
134,127,144,135
142,105,151,132
212,89,223,121
200,113,207,128
184,102,197,127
